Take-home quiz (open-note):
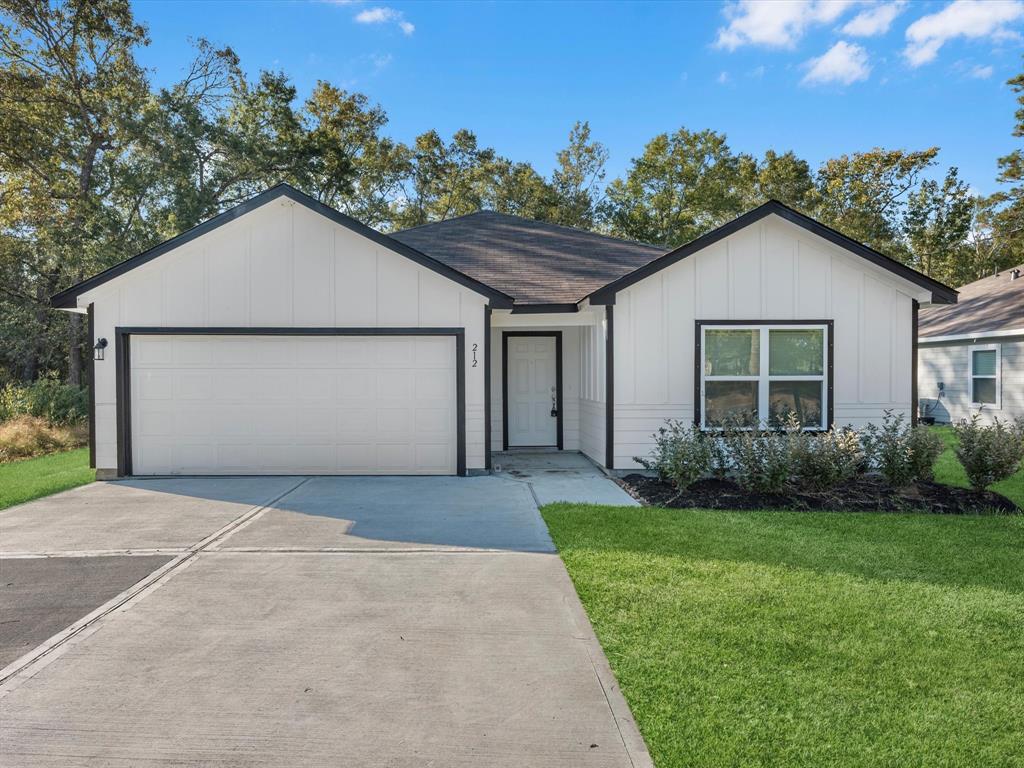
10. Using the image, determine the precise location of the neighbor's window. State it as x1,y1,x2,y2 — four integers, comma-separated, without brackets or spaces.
701,324,828,429
969,344,1000,407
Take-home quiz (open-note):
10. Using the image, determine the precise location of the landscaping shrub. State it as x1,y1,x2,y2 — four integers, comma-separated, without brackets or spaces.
789,425,863,490
861,410,944,487
0,416,87,463
634,420,713,489
720,415,794,494
954,416,1024,491
0,379,88,425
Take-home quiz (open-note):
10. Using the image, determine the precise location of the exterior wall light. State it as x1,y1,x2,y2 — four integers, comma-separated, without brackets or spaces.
94,337,108,361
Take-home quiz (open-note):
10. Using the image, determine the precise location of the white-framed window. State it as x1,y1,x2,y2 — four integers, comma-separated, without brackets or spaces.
699,322,830,430
968,344,1000,408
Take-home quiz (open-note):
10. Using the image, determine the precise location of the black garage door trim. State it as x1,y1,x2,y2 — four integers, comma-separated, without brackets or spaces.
115,327,466,477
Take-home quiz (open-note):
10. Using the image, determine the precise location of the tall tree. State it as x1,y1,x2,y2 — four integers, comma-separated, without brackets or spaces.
741,149,817,211
984,61,1024,269
548,121,608,229
0,0,150,383
392,129,498,228
815,147,939,258
486,159,552,220
903,167,974,284
603,128,752,246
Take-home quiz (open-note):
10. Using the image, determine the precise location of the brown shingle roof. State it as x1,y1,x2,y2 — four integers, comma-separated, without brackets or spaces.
919,265,1024,338
390,211,665,305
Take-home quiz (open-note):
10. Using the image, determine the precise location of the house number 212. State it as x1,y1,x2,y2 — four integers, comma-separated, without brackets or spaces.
471,343,478,367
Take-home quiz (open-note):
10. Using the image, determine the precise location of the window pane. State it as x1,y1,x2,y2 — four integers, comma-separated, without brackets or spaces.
769,329,824,375
973,377,997,405
705,381,758,427
972,349,997,377
705,329,759,376
769,381,823,428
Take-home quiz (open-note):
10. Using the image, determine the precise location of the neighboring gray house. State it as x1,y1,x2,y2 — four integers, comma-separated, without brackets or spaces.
52,184,955,478
918,266,1024,424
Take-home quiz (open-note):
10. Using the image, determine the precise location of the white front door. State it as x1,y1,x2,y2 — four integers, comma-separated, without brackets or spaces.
506,335,558,447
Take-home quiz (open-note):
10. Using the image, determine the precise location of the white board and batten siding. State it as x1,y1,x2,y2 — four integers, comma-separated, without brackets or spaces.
918,338,1024,424
80,198,488,475
612,214,928,470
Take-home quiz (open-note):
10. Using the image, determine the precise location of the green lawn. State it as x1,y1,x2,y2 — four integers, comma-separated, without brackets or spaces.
543,504,1023,767
932,425,1024,509
0,448,94,511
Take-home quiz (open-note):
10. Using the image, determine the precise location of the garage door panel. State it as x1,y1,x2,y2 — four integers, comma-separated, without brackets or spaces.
174,372,213,400
133,336,174,366
415,369,453,399
416,337,455,367
251,371,295,400
208,409,256,436
415,408,451,434
416,443,452,471
377,374,414,400
377,443,413,469
336,408,375,434
377,408,412,433
130,334,457,475
135,371,173,400
337,444,373,472
374,339,416,367
336,371,374,399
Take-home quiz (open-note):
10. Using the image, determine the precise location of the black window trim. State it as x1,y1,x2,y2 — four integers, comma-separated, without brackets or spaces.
694,319,835,431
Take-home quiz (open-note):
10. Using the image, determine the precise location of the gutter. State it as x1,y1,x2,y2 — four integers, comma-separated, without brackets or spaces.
919,327,1024,344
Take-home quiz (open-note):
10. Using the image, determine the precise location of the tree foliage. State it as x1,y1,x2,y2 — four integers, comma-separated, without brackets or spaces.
2,1,1022,386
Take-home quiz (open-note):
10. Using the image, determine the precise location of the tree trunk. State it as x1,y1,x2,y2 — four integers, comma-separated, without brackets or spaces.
24,282,47,382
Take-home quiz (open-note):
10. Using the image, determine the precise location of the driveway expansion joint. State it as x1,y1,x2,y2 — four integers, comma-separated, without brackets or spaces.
0,476,312,690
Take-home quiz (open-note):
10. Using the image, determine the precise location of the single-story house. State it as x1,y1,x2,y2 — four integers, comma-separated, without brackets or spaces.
918,266,1024,424
52,184,956,478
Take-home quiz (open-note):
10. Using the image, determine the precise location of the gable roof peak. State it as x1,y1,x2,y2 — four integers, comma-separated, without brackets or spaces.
51,183,514,309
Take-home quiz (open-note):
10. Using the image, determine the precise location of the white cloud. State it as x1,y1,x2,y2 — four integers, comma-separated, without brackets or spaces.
842,1,906,36
802,40,872,84
904,0,1023,67
354,6,415,35
715,0,857,50
370,52,393,72
969,63,994,78
717,70,731,84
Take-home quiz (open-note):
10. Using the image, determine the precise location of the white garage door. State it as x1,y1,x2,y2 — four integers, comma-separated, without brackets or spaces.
129,334,458,475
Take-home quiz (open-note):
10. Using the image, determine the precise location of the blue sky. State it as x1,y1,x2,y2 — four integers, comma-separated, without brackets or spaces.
132,0,1024,194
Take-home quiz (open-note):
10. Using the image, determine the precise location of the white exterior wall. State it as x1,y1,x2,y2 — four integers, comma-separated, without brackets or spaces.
578,311,607,467
79,198,489,474
919,337,1024,424
612,214,929,470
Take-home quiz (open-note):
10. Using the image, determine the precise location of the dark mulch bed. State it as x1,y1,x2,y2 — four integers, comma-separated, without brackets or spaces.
620,474,1020,515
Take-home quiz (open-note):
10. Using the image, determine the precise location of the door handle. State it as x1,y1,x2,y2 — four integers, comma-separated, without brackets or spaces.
550,386,558,418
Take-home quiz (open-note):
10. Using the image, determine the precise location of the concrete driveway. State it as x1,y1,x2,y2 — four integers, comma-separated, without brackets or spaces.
0,474,649,767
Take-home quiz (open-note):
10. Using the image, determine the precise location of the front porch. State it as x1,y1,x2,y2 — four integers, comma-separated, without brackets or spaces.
492,449,638,506
488,308,610,471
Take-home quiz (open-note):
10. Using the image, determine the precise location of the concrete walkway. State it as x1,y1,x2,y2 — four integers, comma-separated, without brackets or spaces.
494,450,640,507
0,476,650,767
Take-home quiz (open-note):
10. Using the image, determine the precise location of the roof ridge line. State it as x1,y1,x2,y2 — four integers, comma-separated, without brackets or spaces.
393,209,664,251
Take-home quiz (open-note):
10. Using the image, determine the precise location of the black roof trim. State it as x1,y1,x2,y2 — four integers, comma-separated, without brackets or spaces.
51,184,515,309
587,200,958,306
510,303,580,314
